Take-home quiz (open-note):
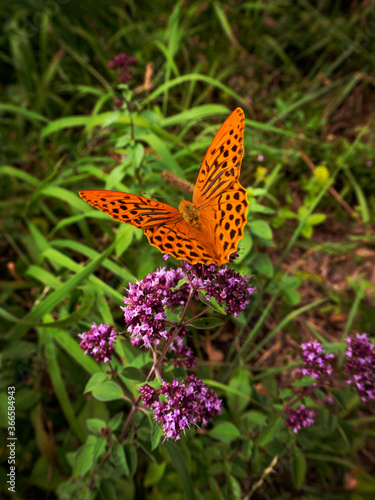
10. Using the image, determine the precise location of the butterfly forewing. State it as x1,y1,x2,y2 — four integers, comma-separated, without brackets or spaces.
193,107,246,208
79,190,181,228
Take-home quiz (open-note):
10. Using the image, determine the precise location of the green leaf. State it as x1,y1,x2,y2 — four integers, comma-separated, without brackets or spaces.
292,445,307,490
258,417,283,447
207,463,225,475
13,389,40,411
171,277,189,291
279,388,293,399
124,443,138,478
115,224,136,258
210,422,241,443
144,462,166,487
151,420,163,451
251,253,274,277
248,202,275,215
165,441,196,500
308,213,326,225
109,412,123,431
292,377,316,387
198,291,226,315
73,437,96,478
86,418,106,434
280,275,301,291
277,207,297,219
132,143,145,169
93,438,106,460
228,475,242,500
189,317,224,329
92,381,124,401
143,74,246,110
249,219,273,240
84,373,108,393
228,369,251,413
242,411,267,427
113,443,129,477
99,480,117,500
242,439,254,460
122,367,146,382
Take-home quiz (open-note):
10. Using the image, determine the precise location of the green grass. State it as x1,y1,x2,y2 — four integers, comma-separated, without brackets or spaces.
1,1,375,499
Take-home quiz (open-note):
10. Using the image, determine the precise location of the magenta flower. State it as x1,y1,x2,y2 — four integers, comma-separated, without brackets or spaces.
123,262,254,348
108,53,137,83
171,333,196,369
296,340,334,382
78,323,117,363
345,333,375,401
122,268,190,348
140,376,222,440
114,99,124,108
284,404,315,434
183,261,255,317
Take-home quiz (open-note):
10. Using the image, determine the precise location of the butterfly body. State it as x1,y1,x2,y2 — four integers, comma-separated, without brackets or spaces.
179,199,202,229
80,108,248,266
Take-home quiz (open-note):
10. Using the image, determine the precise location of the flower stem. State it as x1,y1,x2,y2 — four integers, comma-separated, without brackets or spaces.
118,286,195,442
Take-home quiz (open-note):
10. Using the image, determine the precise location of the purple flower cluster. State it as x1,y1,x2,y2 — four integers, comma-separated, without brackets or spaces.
108,53,137,83
171,334,196,369
122,268,190,348
345,333,375,401
114,99,124,108
284,404,315,434
184,262,255,317
78,323,117,363
122,261,255,350
296,341,334,382
140,375,222,440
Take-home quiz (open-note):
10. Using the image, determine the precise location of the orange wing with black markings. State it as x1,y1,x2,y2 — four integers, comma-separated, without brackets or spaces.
79,108,248,265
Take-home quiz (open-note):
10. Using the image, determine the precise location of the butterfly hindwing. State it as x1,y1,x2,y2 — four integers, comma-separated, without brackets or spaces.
200,181,248,263
144,221,218,265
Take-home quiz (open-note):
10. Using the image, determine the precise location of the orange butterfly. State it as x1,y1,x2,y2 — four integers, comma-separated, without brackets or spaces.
80,108,248,266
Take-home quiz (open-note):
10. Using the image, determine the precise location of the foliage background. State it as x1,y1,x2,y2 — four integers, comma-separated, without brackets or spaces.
1,0,375,498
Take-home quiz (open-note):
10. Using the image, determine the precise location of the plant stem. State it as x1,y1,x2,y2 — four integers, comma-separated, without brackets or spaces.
118,287,195,442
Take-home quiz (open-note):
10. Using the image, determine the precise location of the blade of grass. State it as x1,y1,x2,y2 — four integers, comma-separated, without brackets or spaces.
52,240,135,283
0,104,48,123
41,247,124,303
141,74,248,109
39,321,87,442
6,242,116,341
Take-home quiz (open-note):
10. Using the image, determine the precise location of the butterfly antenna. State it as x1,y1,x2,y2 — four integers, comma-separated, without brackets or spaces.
183,181,194,200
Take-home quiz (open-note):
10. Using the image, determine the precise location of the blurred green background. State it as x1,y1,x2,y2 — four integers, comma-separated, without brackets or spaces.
1,1,375,499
